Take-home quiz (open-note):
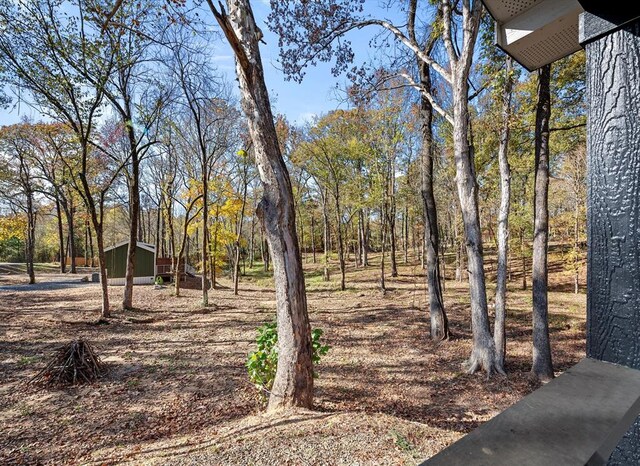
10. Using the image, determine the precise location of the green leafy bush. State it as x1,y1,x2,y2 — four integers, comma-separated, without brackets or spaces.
246,322,329,401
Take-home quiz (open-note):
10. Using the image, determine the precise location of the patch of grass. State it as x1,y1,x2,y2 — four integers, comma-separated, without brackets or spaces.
126,378,141,389
389,429,419,457
17,403,34,417
18,355,40,366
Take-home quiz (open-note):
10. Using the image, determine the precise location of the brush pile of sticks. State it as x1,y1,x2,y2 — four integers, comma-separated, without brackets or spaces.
31,339,105,387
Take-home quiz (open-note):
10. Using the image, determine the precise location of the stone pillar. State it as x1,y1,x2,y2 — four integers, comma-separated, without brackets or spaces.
581,12,640,464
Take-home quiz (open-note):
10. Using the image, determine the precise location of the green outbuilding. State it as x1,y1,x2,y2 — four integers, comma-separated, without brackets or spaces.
103,241,156,285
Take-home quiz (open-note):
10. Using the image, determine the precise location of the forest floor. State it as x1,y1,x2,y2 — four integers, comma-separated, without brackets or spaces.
0,250,586,465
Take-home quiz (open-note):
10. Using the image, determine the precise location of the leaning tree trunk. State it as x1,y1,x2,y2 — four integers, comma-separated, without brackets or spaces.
212,0,313,411
419,61,448,341
95,227,110,318
531,64,554,382
451,70,501,376
494,56,514,372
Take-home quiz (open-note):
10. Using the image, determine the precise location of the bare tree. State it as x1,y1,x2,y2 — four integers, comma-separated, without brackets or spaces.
167,35,239,306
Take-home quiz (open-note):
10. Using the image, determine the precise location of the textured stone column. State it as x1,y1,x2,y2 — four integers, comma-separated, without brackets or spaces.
582,13,640,464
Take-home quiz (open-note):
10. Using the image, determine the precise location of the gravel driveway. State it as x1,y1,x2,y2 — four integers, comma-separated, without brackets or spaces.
0,275,98,292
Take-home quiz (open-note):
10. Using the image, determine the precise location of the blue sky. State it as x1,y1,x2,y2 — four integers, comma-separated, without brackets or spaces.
0,1,403,127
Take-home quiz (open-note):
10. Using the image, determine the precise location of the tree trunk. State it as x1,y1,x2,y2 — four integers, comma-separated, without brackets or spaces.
440,240,446,291
403,206,409,264
452,73,500,376
123,126,141,311
212,216,220,289
298,206,305,263
64,201,77,274
574,198,580,294
88,221,95,268
334,188,345,291
56,198,66,273
321,189,330,281
201,165,209,306
95,227,110,318
84,220,89,268
419,61,448,341
359,209,369,266
212,0,313,411
310,213,316,264
234,166,248,295
494,56,514,372
249,213,255,268
520,230,527,290
25,191,36,285
380,204,387,293
388,196,398,277
531,63,554,382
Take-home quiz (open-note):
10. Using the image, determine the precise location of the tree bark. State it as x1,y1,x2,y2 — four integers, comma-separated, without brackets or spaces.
494,56,514,372
211,0,314,411
419,60,448,341
531,63,554,382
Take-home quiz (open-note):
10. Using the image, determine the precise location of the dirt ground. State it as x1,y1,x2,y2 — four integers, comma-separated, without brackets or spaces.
0,253,586,465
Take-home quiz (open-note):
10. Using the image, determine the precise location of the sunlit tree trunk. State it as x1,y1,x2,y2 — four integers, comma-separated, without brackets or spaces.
211,0,313,411
442,0,501,376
